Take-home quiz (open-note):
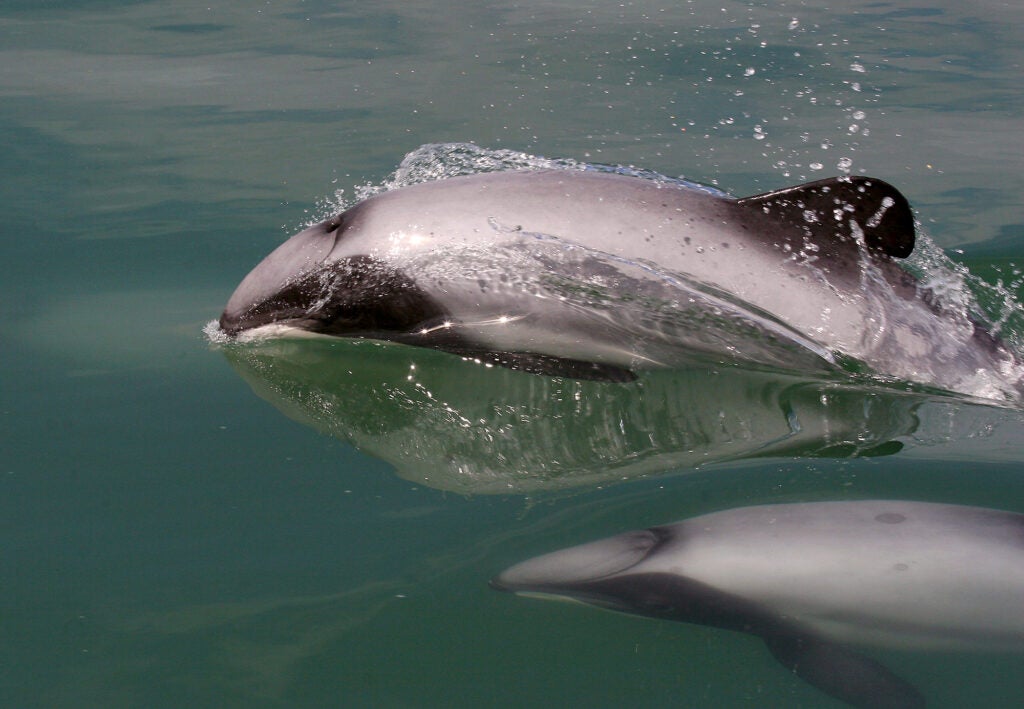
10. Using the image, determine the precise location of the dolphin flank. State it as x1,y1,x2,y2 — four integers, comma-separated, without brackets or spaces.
219,165,1021,398
492,500,1024,708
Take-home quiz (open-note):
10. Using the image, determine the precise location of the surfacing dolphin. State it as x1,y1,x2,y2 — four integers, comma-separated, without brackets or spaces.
492,500,1024,708
219,157,1022,399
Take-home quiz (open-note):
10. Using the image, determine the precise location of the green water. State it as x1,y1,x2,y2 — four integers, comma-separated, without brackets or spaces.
3,1,1024,707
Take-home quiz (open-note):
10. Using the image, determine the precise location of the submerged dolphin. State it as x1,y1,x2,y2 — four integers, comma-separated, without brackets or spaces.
492,500,1024,708
219,166,1020,397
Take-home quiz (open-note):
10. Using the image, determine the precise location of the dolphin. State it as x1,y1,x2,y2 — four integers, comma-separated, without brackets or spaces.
219,165,1021,398
491,500,1024,708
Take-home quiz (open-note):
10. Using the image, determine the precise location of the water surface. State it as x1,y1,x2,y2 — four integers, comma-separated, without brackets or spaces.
3,1,1024,707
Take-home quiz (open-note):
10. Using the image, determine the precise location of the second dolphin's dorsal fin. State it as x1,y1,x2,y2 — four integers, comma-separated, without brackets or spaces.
735,176,916,258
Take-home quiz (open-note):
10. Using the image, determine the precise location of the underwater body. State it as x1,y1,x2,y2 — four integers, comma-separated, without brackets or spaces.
494,500,1024,708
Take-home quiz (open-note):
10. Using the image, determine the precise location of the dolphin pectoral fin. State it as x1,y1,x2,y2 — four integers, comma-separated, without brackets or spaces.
472,351,638,382
763,632,925,709
735,176,916,258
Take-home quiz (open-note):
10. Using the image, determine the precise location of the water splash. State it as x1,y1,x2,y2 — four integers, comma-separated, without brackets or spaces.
203,319,230,344
311,142,728,222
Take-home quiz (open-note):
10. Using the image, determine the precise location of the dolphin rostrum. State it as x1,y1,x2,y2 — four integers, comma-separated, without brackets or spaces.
219,165,1021,399
491,500,1024,708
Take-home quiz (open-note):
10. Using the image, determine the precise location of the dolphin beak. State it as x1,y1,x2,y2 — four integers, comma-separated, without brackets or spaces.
220,217,343,335
491,528,662,593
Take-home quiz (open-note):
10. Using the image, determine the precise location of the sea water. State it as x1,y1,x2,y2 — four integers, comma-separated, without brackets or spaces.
3,1,1024,707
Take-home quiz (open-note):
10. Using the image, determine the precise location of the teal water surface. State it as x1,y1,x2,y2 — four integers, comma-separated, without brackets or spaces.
3,1,1024,707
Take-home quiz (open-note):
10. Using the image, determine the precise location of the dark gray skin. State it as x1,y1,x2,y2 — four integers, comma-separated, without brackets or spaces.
492,500,1024,708
220,169,1021,398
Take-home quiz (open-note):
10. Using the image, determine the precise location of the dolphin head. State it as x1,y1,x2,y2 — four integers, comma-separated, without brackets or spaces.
219,215,447,338
490,527,687,614
491,524,782,630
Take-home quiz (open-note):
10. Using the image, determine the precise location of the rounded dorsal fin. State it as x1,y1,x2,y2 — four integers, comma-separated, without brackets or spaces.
735,176,916,258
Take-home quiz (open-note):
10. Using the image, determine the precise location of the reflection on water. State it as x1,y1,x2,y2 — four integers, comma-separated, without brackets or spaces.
216,335,1024,495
